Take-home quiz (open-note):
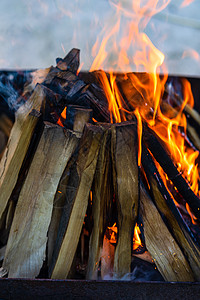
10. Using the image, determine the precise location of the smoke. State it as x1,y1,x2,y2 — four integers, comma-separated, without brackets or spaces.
0,74,26,113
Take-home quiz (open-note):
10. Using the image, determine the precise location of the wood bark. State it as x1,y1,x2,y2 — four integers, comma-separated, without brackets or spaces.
0,85,45,222
50,124,104,279
141,146,200,281
140,183,194,282
112,123,139,278
3,122,78,278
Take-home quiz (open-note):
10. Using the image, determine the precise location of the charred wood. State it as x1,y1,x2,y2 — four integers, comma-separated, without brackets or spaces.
143,124,200,221
141,146,200,281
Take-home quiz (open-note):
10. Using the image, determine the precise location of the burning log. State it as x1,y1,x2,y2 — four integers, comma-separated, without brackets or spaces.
0,85,45,223
87,126,113,280
140,183,194,281
56,48,80,73
50,124,104,279
143,124,200,221
112,123,139,278
141,146,200,281
3,122,78,278
64,105,93,133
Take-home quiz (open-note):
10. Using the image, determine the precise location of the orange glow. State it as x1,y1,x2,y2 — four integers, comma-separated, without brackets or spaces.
77,62,84,75
182,49,200,61
107,222,118,244
57,107,67,127
180,0,195,8
133,223,142,251
89,0,199,200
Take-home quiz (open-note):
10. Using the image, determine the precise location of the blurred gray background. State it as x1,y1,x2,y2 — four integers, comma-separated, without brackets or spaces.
0,0,200,76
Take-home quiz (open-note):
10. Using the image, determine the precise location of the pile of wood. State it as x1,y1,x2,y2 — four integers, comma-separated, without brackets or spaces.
0,49,200,281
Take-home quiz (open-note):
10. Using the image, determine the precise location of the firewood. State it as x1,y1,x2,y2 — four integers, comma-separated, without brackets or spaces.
140,183,194,282
165,83,200,128
112,123,139,278
0,85,45,223
143,124,200,220
47,107,90,266
87,126,113,279
65,105,93,133
3,122,78,278
0,131,7,159
187,123,200,151
47,161,72,267
57,48,80,73
0,114,13,137
50,124,104,279
141,146,200,281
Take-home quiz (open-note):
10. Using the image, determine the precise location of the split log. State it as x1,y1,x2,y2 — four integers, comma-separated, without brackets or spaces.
56,48,80,73
47,107,91,266
143,124,200,220
3,122,78,278
112,123,139,278
64,105,93,133
0,114,13,137
87,126,113,279
0,85,45,222
50,124,104,279
141,146,200,281
140,183,194,282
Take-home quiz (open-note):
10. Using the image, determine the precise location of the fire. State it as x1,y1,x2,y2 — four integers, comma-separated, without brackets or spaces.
57,107,67,127
180,0,195,8
133,223,142,251
89,0,200,204
107,222,118,244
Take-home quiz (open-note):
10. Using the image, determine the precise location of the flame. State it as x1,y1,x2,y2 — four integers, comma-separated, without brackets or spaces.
133,223,142,251
89,0,199,202
180,0,195,8
57,107,67,127
107,222,118,244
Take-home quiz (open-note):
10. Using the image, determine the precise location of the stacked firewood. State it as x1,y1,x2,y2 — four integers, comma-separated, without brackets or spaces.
0,49,200,281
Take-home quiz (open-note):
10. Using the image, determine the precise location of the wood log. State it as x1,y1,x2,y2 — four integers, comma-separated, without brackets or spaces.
143,124,200,220
50,124,104,279
47,107,91,267
140,183,194,282
3,122,78,278
64,105,93,133
86,126,113,279
141,146,200,281
0,85,45,222
57,48,80,73
0,114,13,137
112,123,139,278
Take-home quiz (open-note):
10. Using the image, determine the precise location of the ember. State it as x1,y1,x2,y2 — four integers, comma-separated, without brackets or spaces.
0,0,200,283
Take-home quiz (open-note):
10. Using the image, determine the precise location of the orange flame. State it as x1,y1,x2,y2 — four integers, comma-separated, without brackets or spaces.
89,0,199,202
57,107,67,127
180,0,195,8
133,223,142,251
107,222,118,244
